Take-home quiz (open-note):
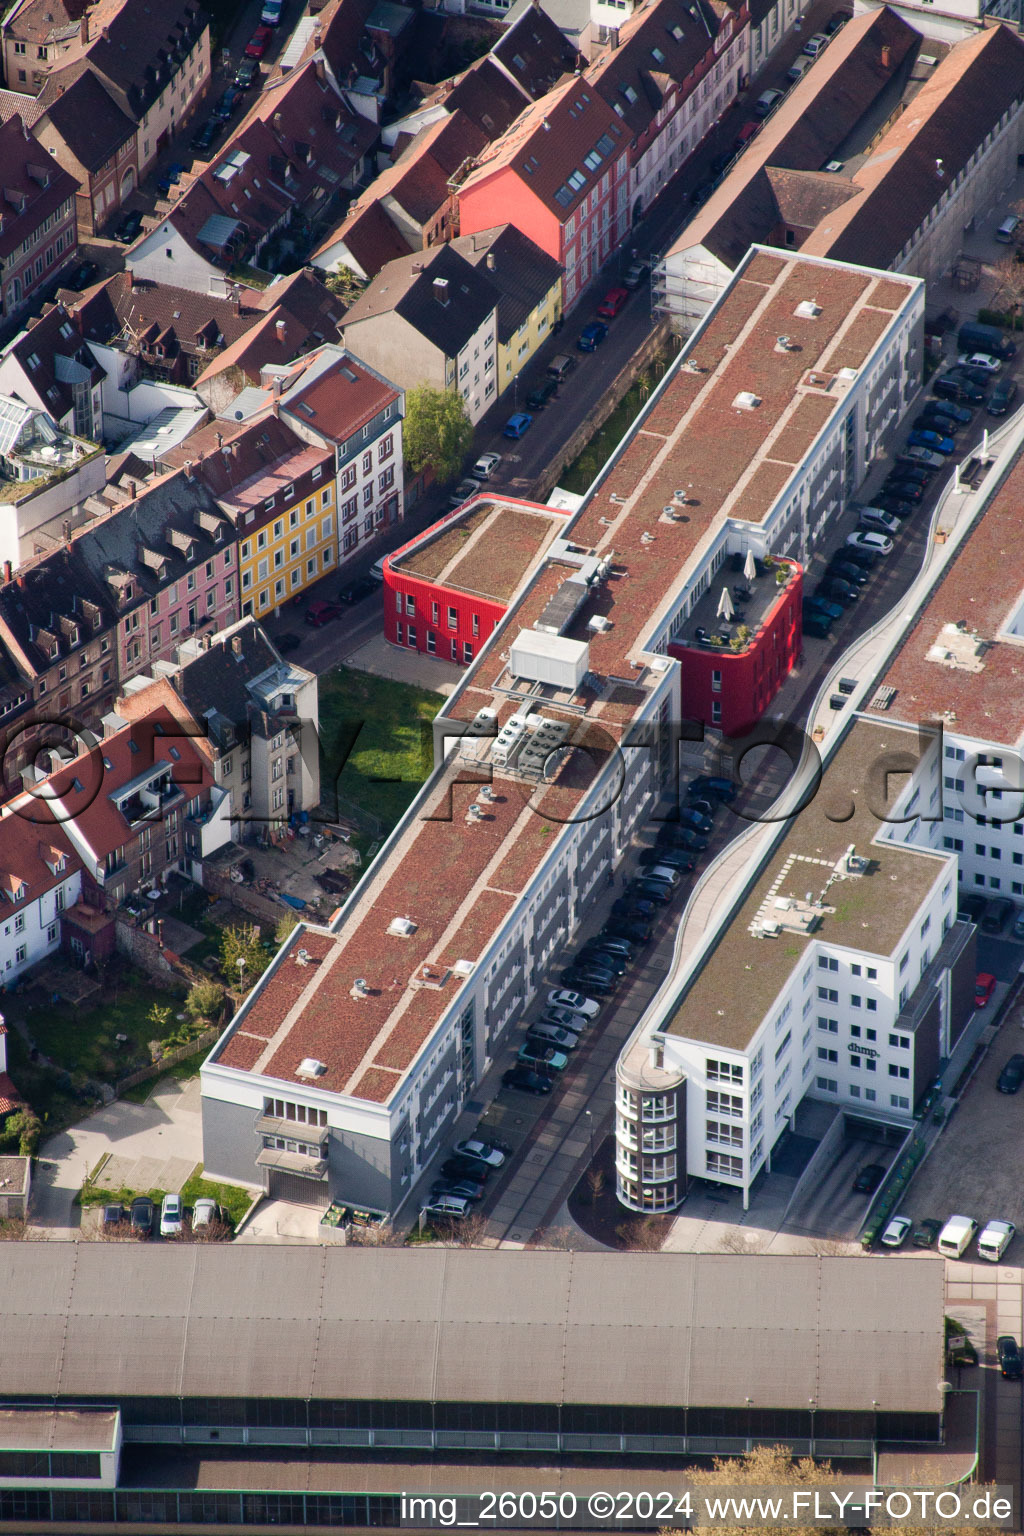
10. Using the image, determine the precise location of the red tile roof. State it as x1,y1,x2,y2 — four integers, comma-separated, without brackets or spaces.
0,114,79,262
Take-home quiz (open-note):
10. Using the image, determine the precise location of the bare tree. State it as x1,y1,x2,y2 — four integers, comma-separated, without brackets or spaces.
346,1222,405,1248
615,1215,669,1251
97,1219,141,1243
0,1216,47,1241
534,1225,579,1251
717,1229,767,1254
431,1212,489,1248
804,1236,859,1257
990,253,1024,319
586,1168,605,1205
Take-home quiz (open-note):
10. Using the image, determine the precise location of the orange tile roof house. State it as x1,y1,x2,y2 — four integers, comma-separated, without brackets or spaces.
0,114,79,323
200,248,922,1217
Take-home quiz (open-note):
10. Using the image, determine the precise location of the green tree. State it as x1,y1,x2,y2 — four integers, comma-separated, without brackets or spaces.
185,978,226,1023
147,1002,173,1036
325,264,366,305
4,1106,42,1156
275,912,298,946
220,923,268,991
403,385,473,483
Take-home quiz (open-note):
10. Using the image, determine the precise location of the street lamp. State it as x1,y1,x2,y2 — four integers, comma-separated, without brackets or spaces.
584,1108,594,1166
808,1398,816,1455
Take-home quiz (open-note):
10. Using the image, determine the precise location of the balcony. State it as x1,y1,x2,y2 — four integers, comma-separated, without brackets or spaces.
256,1145,327,1178
254,1111,329,1144
676,555,799,656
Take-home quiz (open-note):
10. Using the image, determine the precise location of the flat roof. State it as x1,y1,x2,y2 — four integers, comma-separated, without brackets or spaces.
390,497,568,604
0,1246,944,1413
0,1408,118,1454
875,448,1024,746
663,719,949,1050
210,249,918,1104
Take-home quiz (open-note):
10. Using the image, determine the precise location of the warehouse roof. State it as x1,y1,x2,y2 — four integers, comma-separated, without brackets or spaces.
0,1247,943,1413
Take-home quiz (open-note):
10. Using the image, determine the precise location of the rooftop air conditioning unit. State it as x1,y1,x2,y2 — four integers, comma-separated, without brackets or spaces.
297,1056,327,1078
388,916,417,937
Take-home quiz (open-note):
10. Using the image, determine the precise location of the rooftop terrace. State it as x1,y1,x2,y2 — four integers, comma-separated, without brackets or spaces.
389,497,568,604
209,251,920,1105
661,719,949,1051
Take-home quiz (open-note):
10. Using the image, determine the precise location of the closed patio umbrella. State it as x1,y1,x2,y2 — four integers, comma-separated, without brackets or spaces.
717,587,735,621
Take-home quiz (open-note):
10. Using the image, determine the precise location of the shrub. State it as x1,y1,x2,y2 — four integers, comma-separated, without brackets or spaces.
185,978,225,1022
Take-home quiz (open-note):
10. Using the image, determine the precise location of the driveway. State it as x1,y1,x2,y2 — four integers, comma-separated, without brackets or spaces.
31,1075,205,1237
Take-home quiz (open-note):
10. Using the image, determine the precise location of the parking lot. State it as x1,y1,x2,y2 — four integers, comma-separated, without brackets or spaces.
894,992,1024,1256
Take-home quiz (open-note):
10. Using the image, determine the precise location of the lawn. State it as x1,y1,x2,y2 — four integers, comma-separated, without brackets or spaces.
27,968,187,1084
180,1165,255,1226
318,666,443,831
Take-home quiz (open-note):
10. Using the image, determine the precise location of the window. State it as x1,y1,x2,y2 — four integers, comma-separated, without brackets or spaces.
817,987,838,1003
888,1033,910,1050
817,1016,838,1033
706,1090,742,1117
890,1094,910,1111
706,1058,743,1083
888,1064,910,1079
818,956,838,971
816,1077,838,1093
817,1047,838,1063
706,1151,743,1178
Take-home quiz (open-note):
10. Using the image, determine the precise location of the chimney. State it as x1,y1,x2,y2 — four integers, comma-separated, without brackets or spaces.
128,479,137,499
880,43,891,67
124,268,133,290
272,375,283,400
80,11,90,44
184,459,194,481
215,431,223,449
486,252,495,271
314,56,326,85
275,318,287,343
1,561,11,585
231,634,243,655
432,277,449,306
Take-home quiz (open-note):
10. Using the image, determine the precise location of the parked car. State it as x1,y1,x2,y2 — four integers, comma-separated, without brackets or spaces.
261,0,284,21
577,945,628,976
449,477,482,505
754,88,785,117
804,595,843,621
987,377,1018,416
64,260,99,291
623,259,650,289
847,531,893,556
472,451,502,480
856,506,902,534
156,161,184,195
129,1195,154,1238
577,321,609,352
853,1163,885,1194
440,1156,492,1183
880,1214,912,1248
453,1138,506,1168
675,806,712,833
817,578,859,606
234,56,260,87
430,1177,485,1203
503,412,533,439
628,878,675,904
338,576,377,605
998,1336,1023,1380
733,119,760,153
997,1053,1024,1093
982,896,1014,933
958,892,987,922
685,796,717,818
912,1216,942,1249
192,1198,221,1229
214,86,242,119
502,1064,553,1095
559,967,616,995
956,351,1001,373
802,31,828,55
114,209,143,244
978,1219,1016,1263
245,24,273,56
880,481,923,503
907,428,954,454
975,972,996,1008
828,560,869,586
305,599,342,627
611,896,655,920
102,1203,127,1232
1014,908,1024,939
603,919,652,946
538,1006,592,1032
786,54,812,84
190,118,219,155
526,1022,580,1052
547,989,600,1018
525,378,558,410
947,363,993,389
160,1193,183,1238
914,410,960,435
583,935,634,960
927,398,972,424
425,1194,472,1221
825,7,851,32
597,286,628,319
933,373,985,404
642,847,695,872
803,613,832,639
689,775,737,801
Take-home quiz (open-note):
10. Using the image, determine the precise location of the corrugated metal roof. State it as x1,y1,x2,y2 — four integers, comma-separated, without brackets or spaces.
0,1248,943,1413
0,1408,119,1453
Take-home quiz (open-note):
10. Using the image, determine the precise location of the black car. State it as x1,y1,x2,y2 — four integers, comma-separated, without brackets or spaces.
338,576,377,605
603,920,652,946
997,1054,1024,1094
853,1163,885,1194
628,878,675,905
655,826,707,851
275,632,301,654
828,560,869,586
686,796,717,819
987,377,1019,416
235,56,260,88
129,1195,154,1237
64,260,99,292
190,118,219,155
934,374,986,405
689,775,737,801
949,363,993,389
929,399,973,424
998,1336,1023,1380
803,613,832,639
502,1065,553,1095
102,1202,127,1231
526,379,558,410
643,847,695,872
839,544,878,569
560,967,617,995
824,6,851,31
874,497,916,519
957,892,987,922
818,578,859,605
981,896,1013,934
887,463,929,487
912,1217,942,1249
611,895,655,919
114,209,143,244
577,946,628,975
431,1176,486,1202
215,86,242,120
914,412,961,436
440,1156,492,1183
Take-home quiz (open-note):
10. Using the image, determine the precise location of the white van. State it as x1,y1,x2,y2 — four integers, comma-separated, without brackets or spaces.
977,1219,1015,1263
995,214,1020,245
937,1214,978,1259
369,556,386,582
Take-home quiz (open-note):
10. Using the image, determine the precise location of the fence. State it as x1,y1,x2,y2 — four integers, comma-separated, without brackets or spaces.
113,1026,219,1098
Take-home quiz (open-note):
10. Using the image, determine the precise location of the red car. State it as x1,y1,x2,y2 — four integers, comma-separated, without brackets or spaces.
305,599,342,627
597,286,628,319
975,972,996,1008
245,24,273,57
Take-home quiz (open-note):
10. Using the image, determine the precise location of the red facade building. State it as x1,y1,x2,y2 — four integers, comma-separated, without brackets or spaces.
669,558,803,737
382,496,570,665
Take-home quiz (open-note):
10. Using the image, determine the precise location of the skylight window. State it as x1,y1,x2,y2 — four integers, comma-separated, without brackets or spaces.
651,45,666,63
620,83,638,104
584,149,602,171
567,169,587,192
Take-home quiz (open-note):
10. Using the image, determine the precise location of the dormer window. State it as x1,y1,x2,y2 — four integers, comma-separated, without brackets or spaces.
48,642,58,659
